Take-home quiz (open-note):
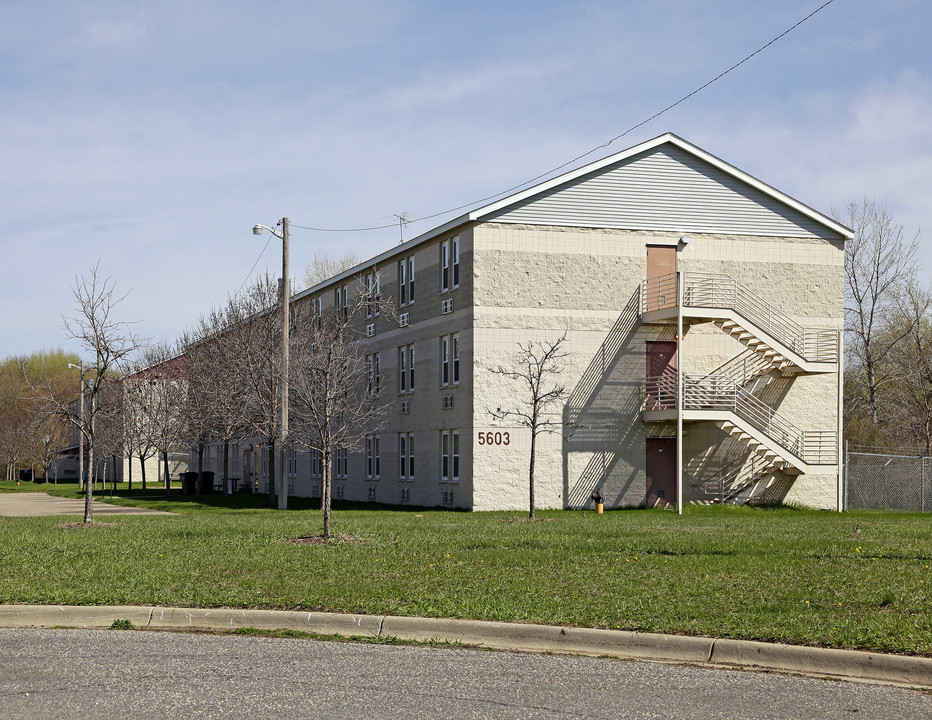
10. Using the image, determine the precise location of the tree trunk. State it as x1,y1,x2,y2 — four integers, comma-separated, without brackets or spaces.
267,439,276,507
196,443,204,499
222,440,229,500
85,418,95,523
127,453,132,492
322,451,332,539
163,450,171,497
528,427,536,520
139,453,147,492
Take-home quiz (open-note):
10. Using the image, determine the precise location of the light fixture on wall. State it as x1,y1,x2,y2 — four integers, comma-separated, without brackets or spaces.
679,236,691,245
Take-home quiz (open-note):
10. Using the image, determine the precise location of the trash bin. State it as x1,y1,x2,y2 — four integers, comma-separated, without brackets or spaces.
180,472,198,495
200,471,215,495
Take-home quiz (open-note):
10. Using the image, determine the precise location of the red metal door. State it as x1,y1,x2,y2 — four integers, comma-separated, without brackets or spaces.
646,438,676,508
645,341,677,410
645,245,677,311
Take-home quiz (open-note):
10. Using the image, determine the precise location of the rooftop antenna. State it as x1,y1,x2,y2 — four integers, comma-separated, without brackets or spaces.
394,213,412,244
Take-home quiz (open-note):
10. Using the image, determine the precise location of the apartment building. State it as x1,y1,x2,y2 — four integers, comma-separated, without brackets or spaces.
206,132,850,511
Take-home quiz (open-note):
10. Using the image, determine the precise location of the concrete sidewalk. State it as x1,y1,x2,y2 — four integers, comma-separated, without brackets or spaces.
0,493,172,517
1,604,929,690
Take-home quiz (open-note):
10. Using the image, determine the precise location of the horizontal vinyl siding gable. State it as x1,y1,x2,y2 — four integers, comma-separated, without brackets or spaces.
485,145,840,240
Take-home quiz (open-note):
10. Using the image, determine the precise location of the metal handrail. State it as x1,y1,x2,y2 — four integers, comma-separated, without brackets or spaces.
641,271,838,362
643,373,837,464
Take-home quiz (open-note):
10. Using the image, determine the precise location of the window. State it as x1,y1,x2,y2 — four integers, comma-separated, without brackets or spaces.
367,353,381,395
335,448,348,479
310,449,322,478
440,241,450,292
233,444,241,475
408,257,415,303
398,344,414,393
399,257,415,306
335,285,347,320
398,346,406,393
366,271,381,318
398,433,415,480
399,434,406,479
366,436,380,479
441,430,459,482
440,336,449,386
261,446,269,477
314,298,322,329
440,334,459,387
452,235,460,288
288,448,298,477
409,435,415,479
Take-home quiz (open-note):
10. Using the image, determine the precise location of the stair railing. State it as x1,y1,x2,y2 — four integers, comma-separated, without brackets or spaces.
645,373,837,464
642,271,838,362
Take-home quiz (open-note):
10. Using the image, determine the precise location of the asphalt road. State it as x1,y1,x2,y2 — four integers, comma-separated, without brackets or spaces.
1,629,930,719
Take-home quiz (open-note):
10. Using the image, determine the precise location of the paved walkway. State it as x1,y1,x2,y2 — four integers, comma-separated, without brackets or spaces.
0,492,172,517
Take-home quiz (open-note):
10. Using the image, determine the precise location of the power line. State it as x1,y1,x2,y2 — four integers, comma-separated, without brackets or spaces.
296,0,836,235
237,229,275,295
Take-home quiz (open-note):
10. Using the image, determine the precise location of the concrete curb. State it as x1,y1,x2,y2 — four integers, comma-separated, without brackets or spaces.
1,605,929,689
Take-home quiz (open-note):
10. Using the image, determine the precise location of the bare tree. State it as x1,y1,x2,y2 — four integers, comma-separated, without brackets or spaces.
133,343,188,497
490,334,568,519
301,250,361,291
223,273,283,506
289,282,391,538
874,281,932,452
839,198,921,426
122,375,159,491
26,266,141,521
179,307,249,499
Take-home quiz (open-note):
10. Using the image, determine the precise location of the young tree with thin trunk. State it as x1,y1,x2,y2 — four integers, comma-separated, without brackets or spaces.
28,265,141,521
223,273,284,507
289,280,391,538
184,307,248,499
490,333,568,519
133,343,188,497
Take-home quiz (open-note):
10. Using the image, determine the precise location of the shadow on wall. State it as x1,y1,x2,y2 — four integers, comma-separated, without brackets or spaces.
563,289,646,508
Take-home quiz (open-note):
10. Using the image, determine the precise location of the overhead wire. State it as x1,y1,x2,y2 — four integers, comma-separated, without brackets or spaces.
291,0,837,235
237,228,275,295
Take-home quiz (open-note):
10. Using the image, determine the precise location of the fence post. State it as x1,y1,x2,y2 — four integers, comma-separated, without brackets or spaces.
844,440,848,511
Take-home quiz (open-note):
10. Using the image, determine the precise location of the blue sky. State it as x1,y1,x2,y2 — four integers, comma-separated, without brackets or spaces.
2,0,930,359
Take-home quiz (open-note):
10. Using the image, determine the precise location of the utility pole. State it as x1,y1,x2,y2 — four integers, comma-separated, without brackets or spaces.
280,217,290,511
252,217,291,511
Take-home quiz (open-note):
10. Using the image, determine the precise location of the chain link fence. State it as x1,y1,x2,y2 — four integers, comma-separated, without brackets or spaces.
845,446,932,512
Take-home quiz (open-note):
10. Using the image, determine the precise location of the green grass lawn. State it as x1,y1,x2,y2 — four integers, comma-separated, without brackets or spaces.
1,478,930,655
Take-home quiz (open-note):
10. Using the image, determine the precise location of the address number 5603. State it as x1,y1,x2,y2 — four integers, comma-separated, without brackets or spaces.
477,431,510,446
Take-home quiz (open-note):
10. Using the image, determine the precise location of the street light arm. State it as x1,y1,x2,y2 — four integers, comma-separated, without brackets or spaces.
253,223,284,239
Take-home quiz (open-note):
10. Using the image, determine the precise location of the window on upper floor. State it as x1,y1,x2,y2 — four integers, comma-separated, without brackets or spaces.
440,334,459,387
399,256,415,306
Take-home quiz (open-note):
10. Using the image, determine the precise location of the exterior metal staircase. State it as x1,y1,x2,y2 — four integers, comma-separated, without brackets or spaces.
640,270,839,502
642,271,839,373
642,373,837,474
691,451,781,503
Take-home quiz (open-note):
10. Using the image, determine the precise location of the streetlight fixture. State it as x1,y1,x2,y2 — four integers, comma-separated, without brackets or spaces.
67,362,85,491
252,217,290,511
